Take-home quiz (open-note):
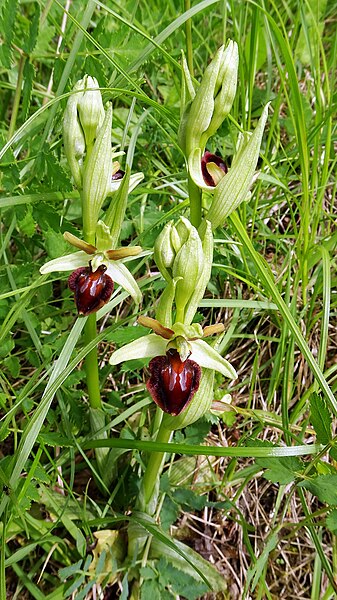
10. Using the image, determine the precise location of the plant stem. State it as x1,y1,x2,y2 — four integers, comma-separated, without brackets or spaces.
141,421,172,510
8,54,25,141
188,173,202,229
82,197,102,410
83,314,101,409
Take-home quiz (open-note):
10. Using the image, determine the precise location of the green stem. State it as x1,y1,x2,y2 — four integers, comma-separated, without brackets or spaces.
83,313,101,409
8,54,26,141
188,173,202,229
82,195,102,410
141,421,172,511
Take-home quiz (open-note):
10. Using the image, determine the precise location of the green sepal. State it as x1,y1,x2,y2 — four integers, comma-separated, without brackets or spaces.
109,333,167,366
153,221,175,282
155,277,181,328
184,220,213,325
202,40,239,144
190,338,237,379
63,82,85,189
206,103,270,229
105,166,131,247
82,104,113,232
173,220,204,320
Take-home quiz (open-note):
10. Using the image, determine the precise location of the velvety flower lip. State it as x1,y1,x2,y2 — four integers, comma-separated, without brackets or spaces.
68,262,114,316
147,349,201,416
111,169,125,181
201,151,228,187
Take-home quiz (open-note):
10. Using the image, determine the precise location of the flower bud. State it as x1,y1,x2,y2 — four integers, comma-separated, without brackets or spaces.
178,41,238,157
154,217,213,324
77,76,105,149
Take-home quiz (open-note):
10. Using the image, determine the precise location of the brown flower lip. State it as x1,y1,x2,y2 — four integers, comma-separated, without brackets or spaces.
68,262,114,315
111,169,125,181
147,349,201,416
201,150,228,186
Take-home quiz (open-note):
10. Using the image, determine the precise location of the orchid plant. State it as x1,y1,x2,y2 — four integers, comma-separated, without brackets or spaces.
40,42,268,585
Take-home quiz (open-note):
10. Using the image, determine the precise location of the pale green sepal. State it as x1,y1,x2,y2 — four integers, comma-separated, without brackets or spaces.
39,251,87,274
173,223,204,317
188,148,214,191
202,40,239,144
106,167,131,247
82,104,112,227
153,221,175,282
109,333,167,366
95,220,114,251
163,369,214,430
190,339,237,379
181,52,196,110
106,261,142,304
206,103,270,229
185,46,224,156
63,83,85,189
155,277,180,328
177,53,196,152
184,220,213,325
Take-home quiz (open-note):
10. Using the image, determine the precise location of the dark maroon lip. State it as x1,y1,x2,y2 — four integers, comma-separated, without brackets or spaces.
68,263,114,315
201,151,228,187
146,349,201,416
111,169,125,181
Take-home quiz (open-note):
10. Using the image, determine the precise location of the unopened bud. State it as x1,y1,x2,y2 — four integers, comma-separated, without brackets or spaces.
77,75,105,149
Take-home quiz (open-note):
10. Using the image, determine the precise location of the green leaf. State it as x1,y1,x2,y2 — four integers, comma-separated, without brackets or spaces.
255,451,303,485
23,2,40,54
310,392,332,444
140,579,163,600
38,433,73,448
300,474,337,505
326,509,337,534
44,228,68,260
0,0,18,68
158,558,208,600
150,537,227,593
21,61,35,121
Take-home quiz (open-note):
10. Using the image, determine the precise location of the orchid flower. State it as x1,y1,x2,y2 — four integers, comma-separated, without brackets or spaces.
40,229,144,314
110,316,237,416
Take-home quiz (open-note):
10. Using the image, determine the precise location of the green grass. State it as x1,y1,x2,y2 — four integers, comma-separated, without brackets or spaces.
1,0,337,598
